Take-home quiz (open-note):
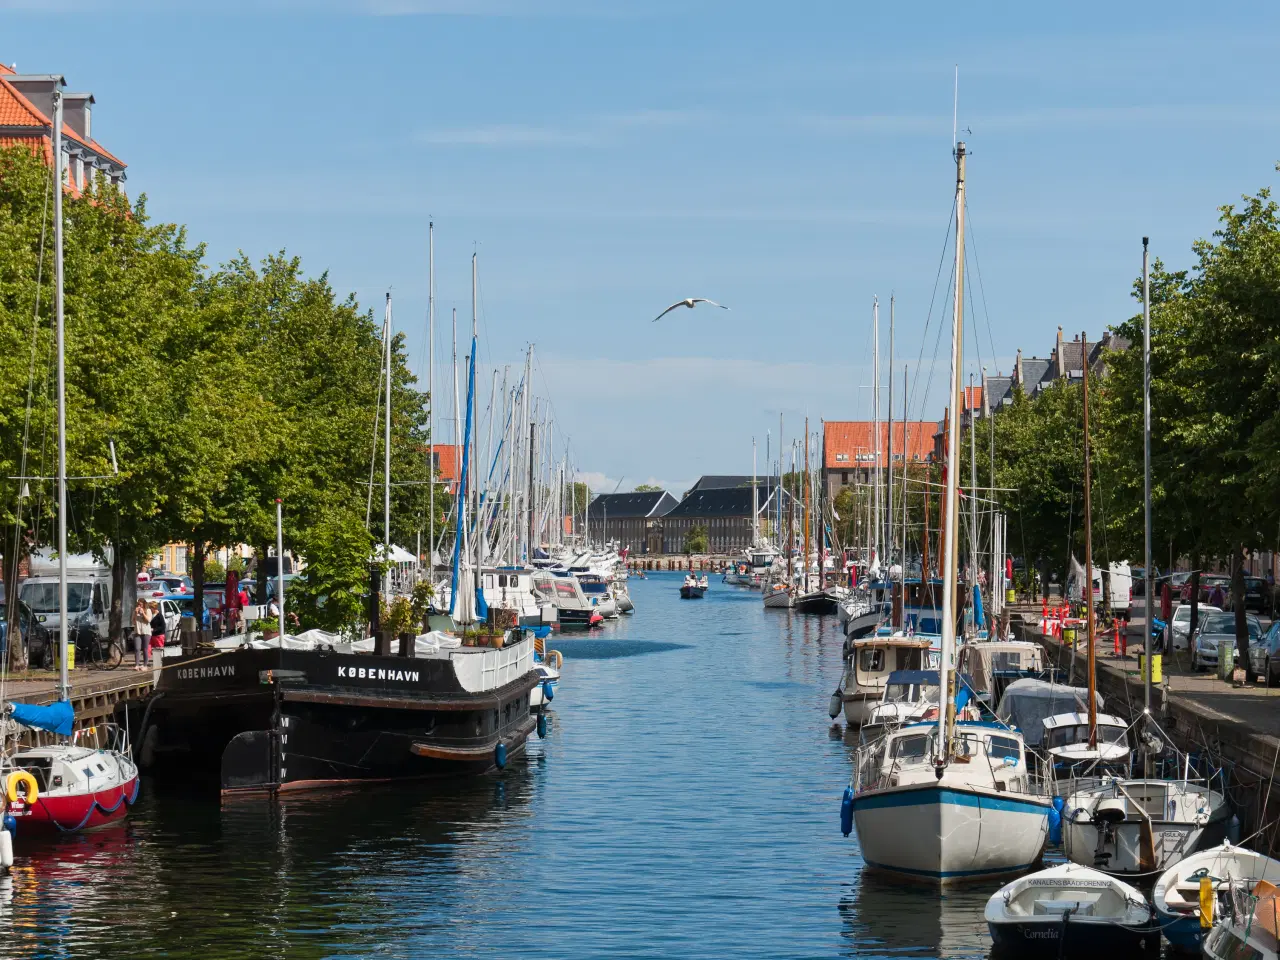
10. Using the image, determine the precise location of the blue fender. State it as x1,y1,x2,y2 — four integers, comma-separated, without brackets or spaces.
840,786,854,837
1048,796,1064,845
495,742,507,769
537,713,547,739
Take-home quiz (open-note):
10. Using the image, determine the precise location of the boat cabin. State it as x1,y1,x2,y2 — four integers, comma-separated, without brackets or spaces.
846,636,934,694
1042,711,1132,776
855,720,1031,794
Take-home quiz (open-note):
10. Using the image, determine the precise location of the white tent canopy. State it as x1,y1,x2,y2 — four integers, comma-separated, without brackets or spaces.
375,544,417,564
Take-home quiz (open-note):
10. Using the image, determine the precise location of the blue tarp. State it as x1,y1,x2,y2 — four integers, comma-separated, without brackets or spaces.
972,584,985,630
10,700,74,736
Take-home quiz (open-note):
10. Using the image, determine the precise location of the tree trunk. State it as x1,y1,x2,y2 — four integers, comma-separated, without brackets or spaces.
192,540,206,636
1232,545,1249,673
110,546,126,643
255,542,270,604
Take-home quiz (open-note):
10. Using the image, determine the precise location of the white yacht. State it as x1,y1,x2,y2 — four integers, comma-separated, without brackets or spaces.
836,635,933,726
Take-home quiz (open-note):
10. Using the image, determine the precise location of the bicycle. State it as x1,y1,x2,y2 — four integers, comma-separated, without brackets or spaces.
76,632,124,670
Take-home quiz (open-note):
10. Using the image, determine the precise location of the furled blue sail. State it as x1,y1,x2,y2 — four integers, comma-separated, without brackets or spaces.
9,700,74,736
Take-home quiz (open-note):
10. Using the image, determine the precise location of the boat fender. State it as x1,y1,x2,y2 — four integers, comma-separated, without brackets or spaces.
1,815,14,837
840,786,854,837
828,690,842,720
537,713,547,739
0,828,10,870
1048,796,1064,845
5,771,37,806
542,680,555,703
495,743,508,770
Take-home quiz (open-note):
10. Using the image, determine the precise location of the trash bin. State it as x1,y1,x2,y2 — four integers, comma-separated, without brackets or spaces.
1219,648,1238,682
1006,588,1016,605
1062,624,1077,648
1138,652,1163,684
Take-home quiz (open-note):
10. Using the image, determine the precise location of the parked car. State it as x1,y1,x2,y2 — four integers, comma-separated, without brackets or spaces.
151,575,192,594
1192,611,1263,672
1170,603,1220,651
0,599,54,669
159,593,224,638
137,579,169,599
1248,622,1280,684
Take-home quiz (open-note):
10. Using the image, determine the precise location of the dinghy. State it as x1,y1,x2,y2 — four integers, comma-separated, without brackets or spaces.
1154,841,1280,954
1203,878,1280,960
985,862,1159,957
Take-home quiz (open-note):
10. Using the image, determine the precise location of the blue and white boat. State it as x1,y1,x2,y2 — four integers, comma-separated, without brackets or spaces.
840,139,1051,884
846,719,1052,882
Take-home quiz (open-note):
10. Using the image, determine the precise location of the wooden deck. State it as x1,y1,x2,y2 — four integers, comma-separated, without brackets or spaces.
3,666,155,744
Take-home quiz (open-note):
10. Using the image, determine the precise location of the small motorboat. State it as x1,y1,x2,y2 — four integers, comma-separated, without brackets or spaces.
1203,878,1280,960
679,575,708,599
529,650,562,711
985,862,1160,957
1154,841,1280,954
762,582,793,608
793,589,837,615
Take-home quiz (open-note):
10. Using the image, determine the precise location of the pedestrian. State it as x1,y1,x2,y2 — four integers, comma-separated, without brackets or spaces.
131,597,149,671
1209,582,1226,609
148,601,167,667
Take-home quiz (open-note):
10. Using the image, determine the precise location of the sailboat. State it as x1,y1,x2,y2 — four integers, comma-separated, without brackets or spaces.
1055,320,1229,879
842,141,1052,882
794,419,836,614
1,87,139,832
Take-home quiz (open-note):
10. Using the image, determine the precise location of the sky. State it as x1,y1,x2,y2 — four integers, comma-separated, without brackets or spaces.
6,0,1280,496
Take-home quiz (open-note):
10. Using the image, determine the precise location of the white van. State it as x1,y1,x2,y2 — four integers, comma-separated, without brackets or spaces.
20,549,113,642
1101,561,1133,620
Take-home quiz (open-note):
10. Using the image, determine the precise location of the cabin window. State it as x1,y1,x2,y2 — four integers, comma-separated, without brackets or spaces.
890,734,929,760
555,582,577,599
991,651,1030,671
988,737,1020,762
858,649,885,672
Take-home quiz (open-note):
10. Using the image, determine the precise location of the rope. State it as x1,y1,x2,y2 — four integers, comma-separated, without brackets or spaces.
37,774,139,833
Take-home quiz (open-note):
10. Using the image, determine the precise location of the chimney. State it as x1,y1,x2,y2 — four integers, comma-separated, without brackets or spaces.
1056,327,1064,378
5,74,66,125
1015,348,1023,387
63,92,94,141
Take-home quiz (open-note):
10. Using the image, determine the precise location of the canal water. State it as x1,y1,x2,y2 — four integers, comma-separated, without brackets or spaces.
6,571,997,958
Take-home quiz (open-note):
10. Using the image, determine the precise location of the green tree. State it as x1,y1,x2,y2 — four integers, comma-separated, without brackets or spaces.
634,483,661,492
684,524,708,554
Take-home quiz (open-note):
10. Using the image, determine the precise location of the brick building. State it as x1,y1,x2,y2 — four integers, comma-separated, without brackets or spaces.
822,422,935,500
587,490,678,554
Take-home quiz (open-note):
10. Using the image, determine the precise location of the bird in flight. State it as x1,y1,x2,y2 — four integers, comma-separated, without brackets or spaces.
651,298,730,322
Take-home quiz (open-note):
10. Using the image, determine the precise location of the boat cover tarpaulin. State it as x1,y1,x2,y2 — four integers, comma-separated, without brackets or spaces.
9,699,74,736
995,678,1103,747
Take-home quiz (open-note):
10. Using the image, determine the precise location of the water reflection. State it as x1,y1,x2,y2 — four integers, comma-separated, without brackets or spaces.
840,872,995,959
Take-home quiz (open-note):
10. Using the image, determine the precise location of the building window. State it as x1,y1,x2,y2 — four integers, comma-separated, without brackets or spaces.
835,453,849,462
842,471,849,484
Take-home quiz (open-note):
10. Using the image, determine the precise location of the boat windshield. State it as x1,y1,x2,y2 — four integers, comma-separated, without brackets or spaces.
20,581,92,614
1045,723,1128,749
858,649,885,672
991,650,1037,671
890,734,931,761
884,681,940,704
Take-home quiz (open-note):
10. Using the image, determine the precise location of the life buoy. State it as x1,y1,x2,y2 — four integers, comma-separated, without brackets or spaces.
545,650,564,670
6,771,38,805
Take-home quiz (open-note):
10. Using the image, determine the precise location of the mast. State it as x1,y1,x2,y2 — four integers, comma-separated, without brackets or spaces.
872,297,881,566
887,294,895,571
803,418,811,592
969,372,978,626
777,413,784,550
1142,237,1154,715
52,85,69,700
937,139,967,768
1083,327,1098,748
902,366,909,575
384,293,393,554
427,221,435,568
472,254,481,594
786,442,795,584
987,367,997,621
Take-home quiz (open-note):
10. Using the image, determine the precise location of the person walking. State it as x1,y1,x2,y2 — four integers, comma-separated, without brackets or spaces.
131,598,150,672
148,601,167,668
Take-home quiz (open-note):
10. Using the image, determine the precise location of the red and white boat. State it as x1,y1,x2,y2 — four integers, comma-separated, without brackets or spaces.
2,707,139,833
3,732,138,833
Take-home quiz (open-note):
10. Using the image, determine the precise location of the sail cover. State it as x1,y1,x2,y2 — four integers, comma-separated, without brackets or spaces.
995,679,1102,747
9,700,74,736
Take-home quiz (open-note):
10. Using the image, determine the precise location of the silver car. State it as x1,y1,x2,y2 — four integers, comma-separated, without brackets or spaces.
1170,603,1221,651
1192,611,1262,672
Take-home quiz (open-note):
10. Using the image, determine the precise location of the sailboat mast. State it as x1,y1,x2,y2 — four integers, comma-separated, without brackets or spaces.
427,222,434,568
472,254,481,587
787,442,795,583
1083,327,1098,747
52,86,69,700
902,366,909,575
887,294,895,570
872,297,881,565
803,418,811,592
384,293,393,553
969,372,978,617
1142,238,1154,714
938,140,967,763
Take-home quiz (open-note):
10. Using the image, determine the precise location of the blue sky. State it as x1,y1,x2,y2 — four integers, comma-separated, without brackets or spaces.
6,1,1280,495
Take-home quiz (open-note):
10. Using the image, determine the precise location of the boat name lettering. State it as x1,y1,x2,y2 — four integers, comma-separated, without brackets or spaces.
1026,878,1112,888
337,666,421,683
1023,930,1060,939
177,665,235,679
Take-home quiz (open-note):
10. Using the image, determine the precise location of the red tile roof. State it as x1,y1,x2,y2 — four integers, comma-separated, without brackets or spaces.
429,444,462,491
961,385,983,413
824,421,936,470
0,69,126,169
0,135,52,164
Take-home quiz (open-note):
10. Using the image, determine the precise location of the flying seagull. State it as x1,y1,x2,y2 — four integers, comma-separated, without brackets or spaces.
651,298,730,322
